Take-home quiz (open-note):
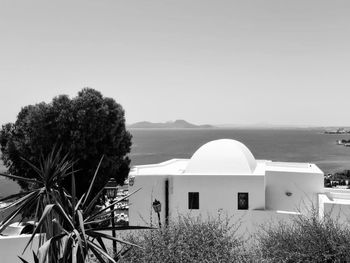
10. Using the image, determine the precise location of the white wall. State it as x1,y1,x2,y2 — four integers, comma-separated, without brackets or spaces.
129,175,167,226
0,234,40,263
129,171,325,234
249,210,299,234
128,173,322,240
319,189,350,224
324,203,350,224
129,174,265,226
170,175,265,220
265,171,324,212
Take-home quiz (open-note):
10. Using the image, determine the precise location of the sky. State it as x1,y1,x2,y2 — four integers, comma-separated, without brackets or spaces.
0,0,350,126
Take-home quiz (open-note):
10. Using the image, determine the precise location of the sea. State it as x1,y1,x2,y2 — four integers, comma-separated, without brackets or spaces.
1,128,350,182
129,128,350,174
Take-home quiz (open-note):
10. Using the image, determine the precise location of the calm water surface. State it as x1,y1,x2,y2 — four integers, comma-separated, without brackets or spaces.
130,128,350,174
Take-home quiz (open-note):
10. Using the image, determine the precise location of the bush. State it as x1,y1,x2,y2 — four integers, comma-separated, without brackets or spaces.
0,88,132,196
88,211,350,262
255,211,350,262
119,215,248,263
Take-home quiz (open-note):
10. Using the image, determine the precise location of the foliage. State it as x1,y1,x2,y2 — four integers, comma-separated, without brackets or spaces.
0,147,74,248
86,247,117,263
119,215,248,263
0,149,149,263
255,211,350,262
0,88,132,196
19,173,147,263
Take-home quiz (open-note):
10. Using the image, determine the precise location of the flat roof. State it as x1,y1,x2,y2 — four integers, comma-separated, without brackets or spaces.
265,162,323,174
130,159,323,176
130,159,189,176
319,192,350,206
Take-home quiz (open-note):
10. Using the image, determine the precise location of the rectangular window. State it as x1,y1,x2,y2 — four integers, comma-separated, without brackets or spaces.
238,192,249,210
188,192,199,209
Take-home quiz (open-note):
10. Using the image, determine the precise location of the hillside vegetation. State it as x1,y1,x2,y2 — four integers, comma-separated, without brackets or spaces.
116,212,350,263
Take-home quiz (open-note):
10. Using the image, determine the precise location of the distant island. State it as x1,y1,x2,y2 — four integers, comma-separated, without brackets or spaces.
128,119,215,129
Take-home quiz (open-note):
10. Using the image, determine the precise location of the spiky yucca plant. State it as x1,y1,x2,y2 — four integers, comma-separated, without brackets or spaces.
19,167,148,263
0,148,150,263
0,147,75,248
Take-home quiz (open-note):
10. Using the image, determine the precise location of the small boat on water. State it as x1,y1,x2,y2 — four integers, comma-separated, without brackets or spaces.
337,140,343,145
336,139,350,146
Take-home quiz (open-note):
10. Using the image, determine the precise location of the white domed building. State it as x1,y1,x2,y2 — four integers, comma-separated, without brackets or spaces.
128,139,348,232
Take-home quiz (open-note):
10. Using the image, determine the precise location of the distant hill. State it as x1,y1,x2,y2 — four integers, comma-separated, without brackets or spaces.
128,120,214,129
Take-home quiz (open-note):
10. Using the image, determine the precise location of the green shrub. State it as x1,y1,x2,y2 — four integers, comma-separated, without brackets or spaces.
119,215,248,263
255,211,350,262
0,151,149,263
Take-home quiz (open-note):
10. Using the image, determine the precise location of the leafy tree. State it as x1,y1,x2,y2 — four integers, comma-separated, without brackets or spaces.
0,88,132,196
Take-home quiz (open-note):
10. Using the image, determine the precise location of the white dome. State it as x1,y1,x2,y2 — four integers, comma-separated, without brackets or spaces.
185,139,257,174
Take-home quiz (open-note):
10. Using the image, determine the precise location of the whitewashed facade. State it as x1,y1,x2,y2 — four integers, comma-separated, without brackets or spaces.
129,139,350,232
